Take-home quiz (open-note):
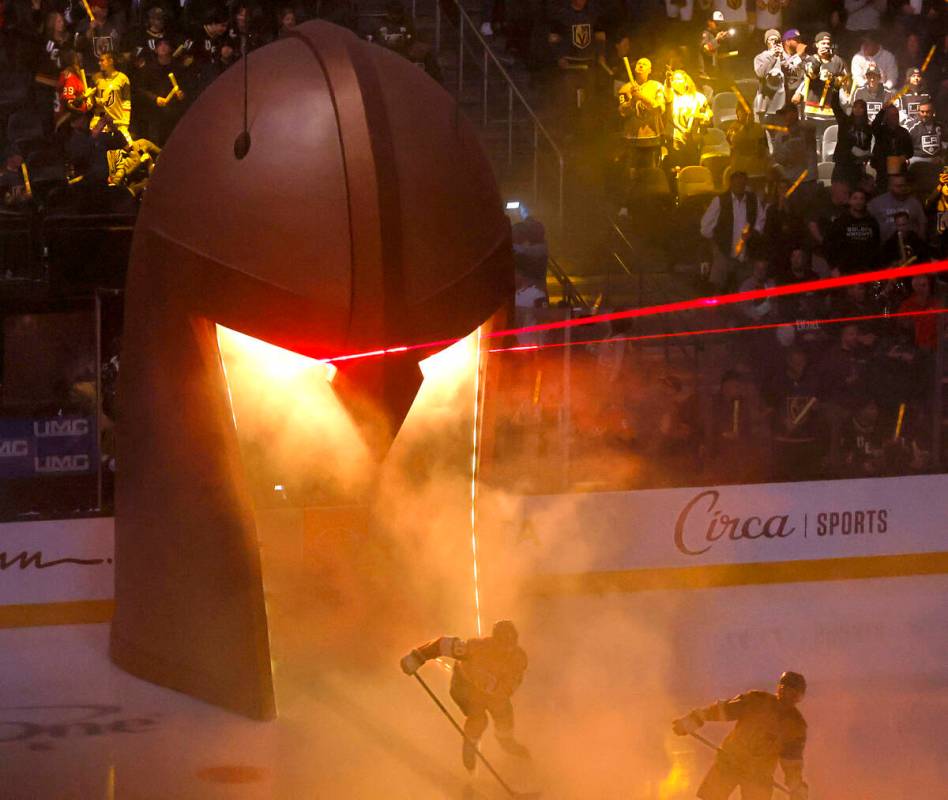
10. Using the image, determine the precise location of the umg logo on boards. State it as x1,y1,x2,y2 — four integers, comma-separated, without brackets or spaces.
33,419,89,438
34,455,90,473
30,419,92,473
0,418,95,476
0,440,29,458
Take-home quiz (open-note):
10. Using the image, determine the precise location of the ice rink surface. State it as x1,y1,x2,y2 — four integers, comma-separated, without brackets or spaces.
1,571,946,799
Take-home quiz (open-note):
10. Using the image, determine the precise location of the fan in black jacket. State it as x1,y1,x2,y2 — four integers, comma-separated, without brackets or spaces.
870,102,914,192
831,92,873,187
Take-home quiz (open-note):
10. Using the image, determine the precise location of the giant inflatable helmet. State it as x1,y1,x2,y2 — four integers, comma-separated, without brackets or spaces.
113,21,512,718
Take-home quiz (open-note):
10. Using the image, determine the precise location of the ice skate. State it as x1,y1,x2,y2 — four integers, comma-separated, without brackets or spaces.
462,736,478,771
496,734,531,759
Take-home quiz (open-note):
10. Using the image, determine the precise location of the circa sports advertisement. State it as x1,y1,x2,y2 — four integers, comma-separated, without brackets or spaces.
504,474,948,588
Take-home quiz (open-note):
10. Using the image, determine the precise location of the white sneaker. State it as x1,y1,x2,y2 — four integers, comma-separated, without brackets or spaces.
480,21,493,36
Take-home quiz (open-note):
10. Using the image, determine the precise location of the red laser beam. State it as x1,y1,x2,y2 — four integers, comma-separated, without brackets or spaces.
324,339,458,363
489,260,948,339
320,260,948,364
486,307,948,355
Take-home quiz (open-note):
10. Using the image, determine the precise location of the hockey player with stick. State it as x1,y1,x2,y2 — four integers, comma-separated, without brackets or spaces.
672,671,809,800
401,620,530,772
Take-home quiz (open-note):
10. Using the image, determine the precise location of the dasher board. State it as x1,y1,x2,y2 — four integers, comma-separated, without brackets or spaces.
504,474,948,592
0,517,114,626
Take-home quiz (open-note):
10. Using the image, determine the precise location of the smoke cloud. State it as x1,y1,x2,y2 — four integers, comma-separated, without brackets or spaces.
217,327,948,799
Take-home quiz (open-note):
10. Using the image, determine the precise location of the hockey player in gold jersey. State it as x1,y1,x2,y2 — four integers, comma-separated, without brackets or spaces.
401,620,529,771
672,671,809,800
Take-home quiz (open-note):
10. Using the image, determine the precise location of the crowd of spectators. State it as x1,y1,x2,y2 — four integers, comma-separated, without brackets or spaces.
479,0,948,488
1,0,945,491
700,266,941,484
497,279,941,491
668,12,946,486
0,0,431,214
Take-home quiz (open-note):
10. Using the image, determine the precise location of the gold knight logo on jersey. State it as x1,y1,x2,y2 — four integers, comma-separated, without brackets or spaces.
93,36,114,58
572,23,591,49
786,396,815,426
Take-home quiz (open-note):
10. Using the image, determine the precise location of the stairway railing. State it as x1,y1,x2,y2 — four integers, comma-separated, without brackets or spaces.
548,254,589,310
429,0,564,232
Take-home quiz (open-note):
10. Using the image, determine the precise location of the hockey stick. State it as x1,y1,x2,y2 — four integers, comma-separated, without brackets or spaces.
689,731,792,796
413,673,540,799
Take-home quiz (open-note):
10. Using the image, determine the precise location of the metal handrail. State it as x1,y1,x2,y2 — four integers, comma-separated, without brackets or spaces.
433,0,564,232
609,218,645,312
611,251,634,278
609,216,636,259
607,218,699,365
548,254,589,310
608,215,673,277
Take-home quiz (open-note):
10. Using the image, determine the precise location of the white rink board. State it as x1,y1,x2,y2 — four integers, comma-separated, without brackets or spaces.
0,517,114,605
512,474,948,575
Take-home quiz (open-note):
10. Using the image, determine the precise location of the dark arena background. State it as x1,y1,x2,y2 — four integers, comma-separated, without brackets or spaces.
0,2,947,799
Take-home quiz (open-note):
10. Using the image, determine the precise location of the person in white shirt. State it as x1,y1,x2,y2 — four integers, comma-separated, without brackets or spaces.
514,272,549,346
753,0,786,35
868,172,927,240
844,0,885,37
700,171,767,289
851,32,898,90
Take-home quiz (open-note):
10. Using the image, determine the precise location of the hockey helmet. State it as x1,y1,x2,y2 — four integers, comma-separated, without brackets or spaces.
492,620,519,648
778,671,807,691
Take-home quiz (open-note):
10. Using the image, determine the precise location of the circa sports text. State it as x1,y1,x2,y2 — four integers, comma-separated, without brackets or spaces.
814,509,888,536
674,490,888,555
